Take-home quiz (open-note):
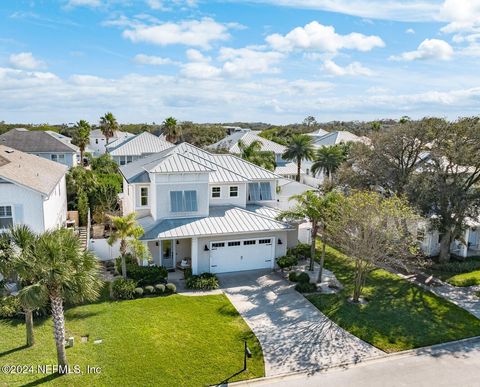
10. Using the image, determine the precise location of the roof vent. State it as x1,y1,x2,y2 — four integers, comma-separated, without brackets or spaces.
5,150,14,154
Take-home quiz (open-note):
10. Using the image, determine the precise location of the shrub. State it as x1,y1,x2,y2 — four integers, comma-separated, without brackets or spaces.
290,243,311,259
276,255,298,271
297,272,311,284
111,278,137,300
134,287,144,297
0,296,21,319
184,268,193,279
165,283,177,293
115,253,137,272
288,272,298,282
186,273,220,290
155,284,165,294
295,282,316,293
115,257,168,286
144,285,155,294
432,259,480,275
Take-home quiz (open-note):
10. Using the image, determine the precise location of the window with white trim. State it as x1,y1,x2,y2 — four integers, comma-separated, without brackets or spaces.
140,187,148,206
0,206,13,229
228,241,241,246
243,240,256,245
229,186,238,197
170,190,198,212
211,186,221,198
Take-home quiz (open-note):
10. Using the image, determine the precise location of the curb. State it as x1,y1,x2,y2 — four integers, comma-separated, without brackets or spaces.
224,335,480,386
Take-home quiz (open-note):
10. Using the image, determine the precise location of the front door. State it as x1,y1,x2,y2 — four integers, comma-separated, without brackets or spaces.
161,240,174,269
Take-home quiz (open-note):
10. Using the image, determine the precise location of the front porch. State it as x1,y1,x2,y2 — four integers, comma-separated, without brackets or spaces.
451,226,480,258
146,237,198,272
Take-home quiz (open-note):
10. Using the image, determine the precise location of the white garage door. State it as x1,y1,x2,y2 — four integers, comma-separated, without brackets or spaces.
210,237,275,274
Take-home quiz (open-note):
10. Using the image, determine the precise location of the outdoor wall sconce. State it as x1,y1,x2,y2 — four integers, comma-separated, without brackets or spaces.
278,239,283,245
155,242,159,246
176,240,179,244
204,245,209,251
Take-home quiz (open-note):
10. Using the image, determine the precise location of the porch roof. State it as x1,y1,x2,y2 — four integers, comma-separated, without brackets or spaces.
140,205,293,240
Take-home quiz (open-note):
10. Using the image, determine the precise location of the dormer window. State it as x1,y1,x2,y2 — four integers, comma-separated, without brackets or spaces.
229,186,238,197
211,187,221,198
140,187,149,206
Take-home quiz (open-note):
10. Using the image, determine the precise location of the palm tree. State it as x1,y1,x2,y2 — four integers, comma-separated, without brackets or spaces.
162,117,179,143
99,112,118,146
73,120,91,164
311,146,346,181
0,226,40,347
277,191,341,279
238,140,276,171
282,134,315,182
22,229,102,370
108,213,144,279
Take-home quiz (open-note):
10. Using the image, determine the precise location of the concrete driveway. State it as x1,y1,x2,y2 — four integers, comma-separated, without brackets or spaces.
219,270,383,377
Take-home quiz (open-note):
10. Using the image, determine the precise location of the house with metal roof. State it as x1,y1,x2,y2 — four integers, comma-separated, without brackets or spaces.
0,128,79,167
88,128,134,156
106,131,174,165
116,142,303,274
0,145,68,234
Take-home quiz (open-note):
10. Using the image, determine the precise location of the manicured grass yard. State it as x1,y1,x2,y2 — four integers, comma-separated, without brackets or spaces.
307,245,480,353
447,270,480,287
0,294,264,386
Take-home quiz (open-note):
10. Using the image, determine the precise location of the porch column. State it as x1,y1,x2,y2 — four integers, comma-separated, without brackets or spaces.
191,237,199,275
461,228,471,258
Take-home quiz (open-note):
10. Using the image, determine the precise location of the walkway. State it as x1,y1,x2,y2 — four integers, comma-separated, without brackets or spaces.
219,270,383,377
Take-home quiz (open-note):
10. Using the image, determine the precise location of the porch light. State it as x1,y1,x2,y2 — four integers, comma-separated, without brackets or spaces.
176,240,179,245
278,239,283,245
204,245,209,251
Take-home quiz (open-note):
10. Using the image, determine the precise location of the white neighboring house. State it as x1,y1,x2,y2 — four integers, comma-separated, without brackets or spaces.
0,128,79,168
0,145,67,234
106,131,174,165
115,142,302,274
88,129,134,156
276,178,315,211
209,130,287,165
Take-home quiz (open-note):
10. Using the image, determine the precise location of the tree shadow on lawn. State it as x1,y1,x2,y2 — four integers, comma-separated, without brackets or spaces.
21,372,64,386
0,344,28,358
64,309,104,321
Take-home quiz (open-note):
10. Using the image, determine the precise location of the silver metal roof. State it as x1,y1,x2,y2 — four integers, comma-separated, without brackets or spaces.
107,131,174,156
274,162,304,176
311,130,363,147
140,205,292,240
209,130,286,154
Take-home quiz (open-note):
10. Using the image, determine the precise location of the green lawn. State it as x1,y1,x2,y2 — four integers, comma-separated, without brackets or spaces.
307,245,480,353
424,256,480,282
447,270,480,287
0,294,264,386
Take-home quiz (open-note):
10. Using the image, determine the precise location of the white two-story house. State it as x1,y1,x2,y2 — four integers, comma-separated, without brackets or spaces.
0,145,68,234
119,142,298,275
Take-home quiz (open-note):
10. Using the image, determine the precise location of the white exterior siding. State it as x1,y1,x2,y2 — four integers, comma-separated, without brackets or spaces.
208,182,247,208
42,176,67,230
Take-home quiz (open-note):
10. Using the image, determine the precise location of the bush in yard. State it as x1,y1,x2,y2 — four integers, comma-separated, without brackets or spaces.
155,284,165,294
290,243,311,259
186,273,220,290
134,287,144,297
288,272,298,282
276,255,298,271
165,283,176,293
127,265,168,286
297,272,311,284
111,278,137,300
295,282,317,293
184,268,193,279
0,296,21,319
144,285,155,294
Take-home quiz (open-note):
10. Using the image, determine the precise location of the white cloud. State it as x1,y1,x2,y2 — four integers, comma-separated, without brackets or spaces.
146,0,164,10
180,62,222,79
322,60,373,76
66,0,101,7
440,0,480,34
266,21,385,53
123,18,231,49
9,52,46,70
218,47,284,78
133,54,176,65
406,28,415,34
390,39,454,61
185,49,210,62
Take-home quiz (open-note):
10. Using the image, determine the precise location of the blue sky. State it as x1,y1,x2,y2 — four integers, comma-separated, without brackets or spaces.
1,0,479,124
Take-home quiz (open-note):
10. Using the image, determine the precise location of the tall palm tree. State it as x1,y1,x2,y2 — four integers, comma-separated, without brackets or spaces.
73,120,91,164
99,112,118,146
0,226,39,347
22,229,102,370
108,213,144,279
311,146,346,181
277,191,341,279
238,140,276,171
282,134,315,182
162,117,179,143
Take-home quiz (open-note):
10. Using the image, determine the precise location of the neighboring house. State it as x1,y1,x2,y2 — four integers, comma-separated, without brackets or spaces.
306,128,329,140
276,178,315,211
0,146,67,234
0,128,79,167
118,142,300,274
209,130,287,165
88,129,134,156
106,131,174,165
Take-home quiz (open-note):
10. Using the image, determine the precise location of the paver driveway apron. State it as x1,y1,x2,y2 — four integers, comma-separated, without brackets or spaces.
219,270,383,377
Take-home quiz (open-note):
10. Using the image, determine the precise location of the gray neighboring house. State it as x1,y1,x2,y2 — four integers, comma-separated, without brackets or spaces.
0,128,79,168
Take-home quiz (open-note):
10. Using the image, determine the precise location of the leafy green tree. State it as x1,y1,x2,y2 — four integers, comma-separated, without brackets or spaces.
22,229,101,370
108,213,144,279
162,117,180,143
99,112,118,146
238,140,276,171
77,189,89,226
278,191,342,276
326,191,418,302
303,115,317,127
311,146,346,181
0,226,39,347
72,120,91,163
282,134,315,182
